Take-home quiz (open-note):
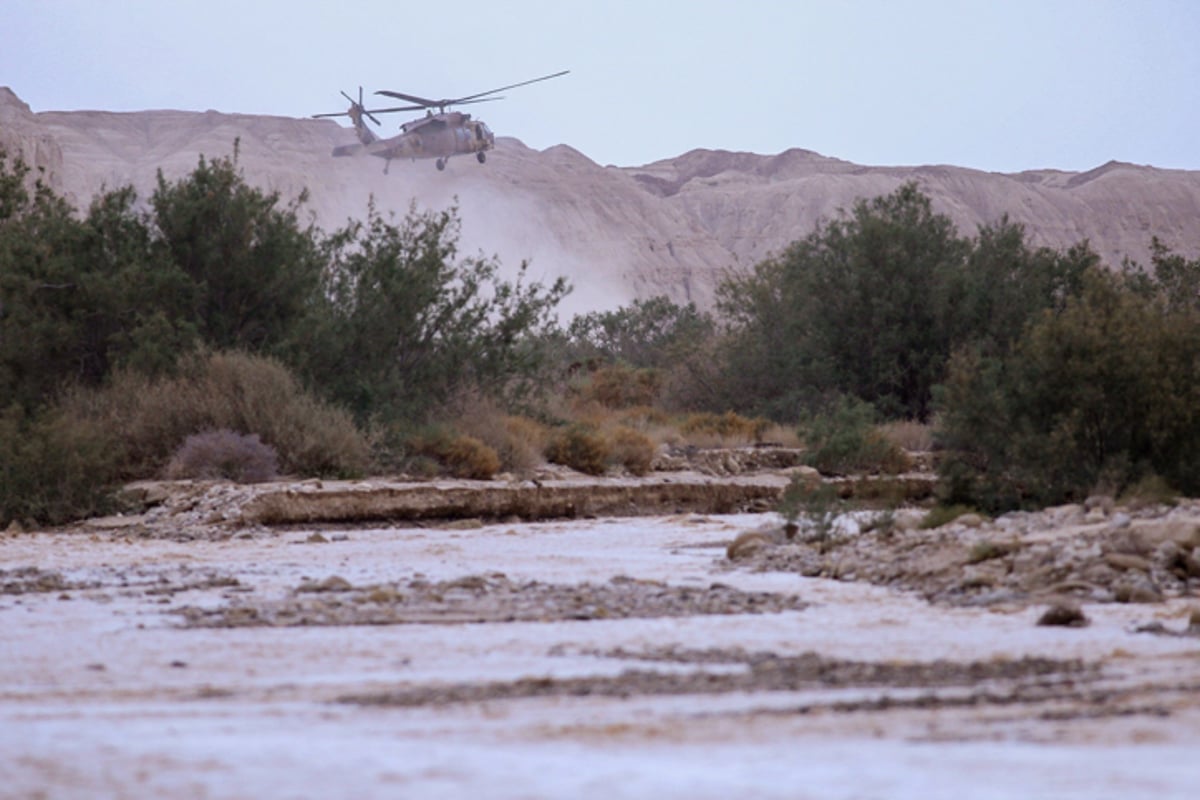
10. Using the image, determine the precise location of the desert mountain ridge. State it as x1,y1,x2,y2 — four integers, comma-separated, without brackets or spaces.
4,86,1199,314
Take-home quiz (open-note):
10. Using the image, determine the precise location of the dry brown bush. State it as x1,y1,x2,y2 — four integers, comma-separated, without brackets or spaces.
880,420,933,452
447,395,548,473
607,426,656,476
497,416,549,471
545,424,611,475
438,435,501,480
55,351,371,480
404,428,501,480
678,411,772,447
583,365,663,409
616,405,673,428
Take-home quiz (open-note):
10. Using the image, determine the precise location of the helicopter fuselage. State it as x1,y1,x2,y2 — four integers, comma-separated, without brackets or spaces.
374,112,493,161
331,111,494,170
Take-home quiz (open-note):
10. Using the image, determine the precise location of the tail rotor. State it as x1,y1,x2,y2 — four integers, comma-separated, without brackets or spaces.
314,86,383,126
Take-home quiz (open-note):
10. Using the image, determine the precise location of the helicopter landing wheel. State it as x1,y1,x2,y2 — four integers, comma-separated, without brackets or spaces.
476,151,487,164
435,158,446,171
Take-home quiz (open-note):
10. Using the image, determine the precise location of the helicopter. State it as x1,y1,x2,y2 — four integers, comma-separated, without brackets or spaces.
313,71,568,173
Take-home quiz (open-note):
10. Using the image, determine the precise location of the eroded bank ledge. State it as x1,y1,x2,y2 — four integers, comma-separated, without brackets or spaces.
239,473,793,525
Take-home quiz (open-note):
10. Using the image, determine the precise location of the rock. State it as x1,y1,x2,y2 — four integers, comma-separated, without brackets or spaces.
956,513,985,529
1188,548,1200,578
1084,495,1115,515
119,481,176,508
1103,552,1153,573
1113,577,1164,604
1037,603,1089,627
85,514,148,530
1047,504,1085,525
1154,541,1200,579
1169,521,1200,550
439,518,485,530
726,530,778,560
1107,513,1133,531
966,539,1018,564
298,575,353,593
1132,518,1200,552
892,509,925,532
787,465,822,481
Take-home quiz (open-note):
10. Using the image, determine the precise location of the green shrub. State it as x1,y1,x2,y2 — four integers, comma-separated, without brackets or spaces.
777,472,841,544
546,424,610,475
710,183,1090,422
800,398,910,476
0,404,123,526
291,204,569,425
936,268,1200,511
165,429,279,483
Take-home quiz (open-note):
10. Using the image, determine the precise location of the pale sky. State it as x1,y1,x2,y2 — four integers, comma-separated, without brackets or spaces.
2,0,1197,172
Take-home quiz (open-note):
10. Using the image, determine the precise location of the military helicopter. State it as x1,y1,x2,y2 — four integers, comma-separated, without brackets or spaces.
313,71,568,173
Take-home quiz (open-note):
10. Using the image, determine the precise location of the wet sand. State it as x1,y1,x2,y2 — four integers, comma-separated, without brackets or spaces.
3,512,1199,798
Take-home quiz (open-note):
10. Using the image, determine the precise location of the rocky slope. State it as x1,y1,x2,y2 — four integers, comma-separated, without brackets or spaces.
4,86,1199,312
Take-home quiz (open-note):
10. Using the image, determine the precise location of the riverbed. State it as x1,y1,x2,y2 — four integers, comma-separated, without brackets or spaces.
3,512,1198,798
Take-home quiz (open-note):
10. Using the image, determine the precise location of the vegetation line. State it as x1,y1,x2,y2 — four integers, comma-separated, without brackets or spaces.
3,147,1198,525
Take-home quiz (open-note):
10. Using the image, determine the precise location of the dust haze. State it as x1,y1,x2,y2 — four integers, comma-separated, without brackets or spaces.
4,86,1200,314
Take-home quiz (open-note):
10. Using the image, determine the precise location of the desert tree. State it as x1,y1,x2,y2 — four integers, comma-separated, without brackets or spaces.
714,183,1094,422
936,265,1200,510
291,202,570,425
149,148,324,356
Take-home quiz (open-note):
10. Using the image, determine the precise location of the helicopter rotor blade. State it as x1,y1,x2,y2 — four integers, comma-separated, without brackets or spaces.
449,96,505,107
448,70,569,105
366,104,430,114
370,70,565,116
374,89,441,107
353,87,376,124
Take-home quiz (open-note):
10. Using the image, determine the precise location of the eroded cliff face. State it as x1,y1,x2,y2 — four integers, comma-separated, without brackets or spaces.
0,87,66,193
4,86,1199,312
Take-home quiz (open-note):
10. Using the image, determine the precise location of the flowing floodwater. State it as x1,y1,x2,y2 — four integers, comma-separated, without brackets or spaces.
3,512,1199,798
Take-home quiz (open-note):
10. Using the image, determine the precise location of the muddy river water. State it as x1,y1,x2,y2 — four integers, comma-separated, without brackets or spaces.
3,509,1199,799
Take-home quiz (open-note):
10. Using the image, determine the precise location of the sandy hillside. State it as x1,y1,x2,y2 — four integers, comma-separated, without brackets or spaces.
4,86,1200,312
